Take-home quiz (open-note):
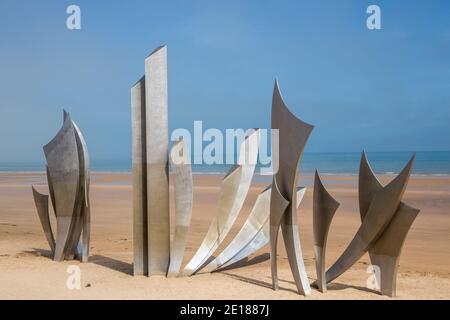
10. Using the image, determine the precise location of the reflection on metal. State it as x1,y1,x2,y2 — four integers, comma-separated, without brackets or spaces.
167,140,193,277
270,80,314,296
182,130,260,276
125,49,421,298
73,120,90,262
181,165,241,276
323,153,416,293
200,186,271,274
203,187,306,273
31,110,90,262
313,171,340,293
145,46,170,276
359,152,420,297
132,46,170,276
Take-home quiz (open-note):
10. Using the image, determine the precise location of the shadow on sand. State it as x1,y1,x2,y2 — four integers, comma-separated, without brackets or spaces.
214,253,270,272
220,271,299,295
325,282,380,295
22,249,133,276
89,255,133,276
23,248,53,259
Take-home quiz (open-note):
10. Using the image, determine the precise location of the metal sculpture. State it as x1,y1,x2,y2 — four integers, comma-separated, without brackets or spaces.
270,80,314,296
181,129,260,276
125,46,423,298
72,119,90,262
199,186,271,274
358,152,420,297
318,153,416,297
167,140,193,277
201,186,306,273
31,110,90,262
313,171,340,293
131,75,147,275
31,188,55,253
132,45,169,276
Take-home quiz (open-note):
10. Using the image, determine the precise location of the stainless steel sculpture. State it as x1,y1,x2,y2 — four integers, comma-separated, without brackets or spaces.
313,171,340,293
132,45,170,276
317,153,416,297
31,187,55,253
145,46,170,275
359,152,420,297
270,80,314,296
131,76,148,275
31,111,90,262
181,129,260,276
73,118,91,262
323,155,414,284
199,186,272,274
202,186,306,273
167,140,193,277
126,47,422,297
368,203,420,297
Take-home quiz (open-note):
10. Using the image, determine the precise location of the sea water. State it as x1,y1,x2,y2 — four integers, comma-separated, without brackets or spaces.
1,151,449,175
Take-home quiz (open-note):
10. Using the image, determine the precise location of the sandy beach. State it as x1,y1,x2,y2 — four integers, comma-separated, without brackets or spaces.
0,172,449,300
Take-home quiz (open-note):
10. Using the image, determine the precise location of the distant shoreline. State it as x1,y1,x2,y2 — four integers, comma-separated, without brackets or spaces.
2,151,449,175
0,171,449,177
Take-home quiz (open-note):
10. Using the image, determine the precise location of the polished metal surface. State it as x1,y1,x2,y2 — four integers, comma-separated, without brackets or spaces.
31,187,55,253
324,155,415,284
167,140,193,277
145,46,170,275
32,111,91,262
43,114,80,261
359,152,420,297
131,76,148,275
200,186,273,273
131,46,170,276
313,171,340,293
73,119,91,262
182,129,260,276
270,80,314,296
207,187,306,273
181,165,242,276
370,203,419,297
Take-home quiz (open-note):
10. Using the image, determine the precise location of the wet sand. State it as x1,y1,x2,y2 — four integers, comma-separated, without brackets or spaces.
0,172,449,299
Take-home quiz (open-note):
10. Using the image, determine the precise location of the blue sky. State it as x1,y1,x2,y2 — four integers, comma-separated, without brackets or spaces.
0,0,449,163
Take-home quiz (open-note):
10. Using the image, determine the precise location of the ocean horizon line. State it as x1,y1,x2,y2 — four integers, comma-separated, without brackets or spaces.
1,151,449,175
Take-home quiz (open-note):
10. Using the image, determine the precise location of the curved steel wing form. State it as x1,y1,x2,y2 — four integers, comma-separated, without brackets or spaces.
324,155,415,284
182,129,260,276
31,187,55,253
43,114,81,261
206,186,306,273
167,140,193,277
32,110,91,263
313,171,340,293
270,80,314,296
359,152,420,297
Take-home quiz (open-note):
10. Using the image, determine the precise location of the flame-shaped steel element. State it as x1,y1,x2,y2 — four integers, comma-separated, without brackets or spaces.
31,110,90,262
323,154,415,287
270,80,314,296
359,152,420,297
167,140,193,277
201,186,306,273
313,171,340,293
181,129,260,276
73,119,90,262
132,45,170,276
